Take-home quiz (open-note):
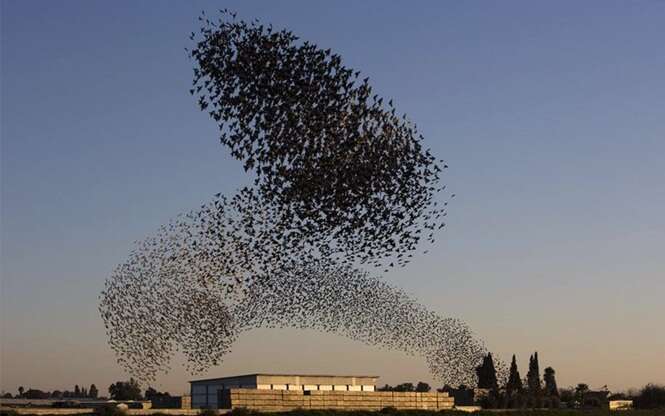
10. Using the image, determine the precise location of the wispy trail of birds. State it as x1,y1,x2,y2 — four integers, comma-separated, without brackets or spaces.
100,10,490,387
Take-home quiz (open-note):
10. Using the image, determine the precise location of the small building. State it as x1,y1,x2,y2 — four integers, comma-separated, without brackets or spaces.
190,373,378,409
149,395,185,409
610,399,633,410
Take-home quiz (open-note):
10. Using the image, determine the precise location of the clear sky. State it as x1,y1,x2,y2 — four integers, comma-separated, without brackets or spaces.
2,0,664,396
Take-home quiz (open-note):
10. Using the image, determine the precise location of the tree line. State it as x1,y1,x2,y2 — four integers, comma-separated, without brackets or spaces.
3,372,663,409
375,352,665,410
377,382,433,392
376,352,559,408
107,379,172,401
471,351,560,408
2,384,99,400
1,379,170,402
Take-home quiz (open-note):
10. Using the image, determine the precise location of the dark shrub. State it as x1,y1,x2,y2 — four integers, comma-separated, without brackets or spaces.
635,384,665,409
477,390,500,409
96,404,125,416
229,407,261,416
200,408,218,416
559,387,574,405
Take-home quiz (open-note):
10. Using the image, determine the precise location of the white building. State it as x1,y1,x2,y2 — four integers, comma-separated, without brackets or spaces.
190,373,378,409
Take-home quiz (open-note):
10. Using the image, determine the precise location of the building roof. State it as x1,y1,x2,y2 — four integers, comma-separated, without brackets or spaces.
189,373,380,383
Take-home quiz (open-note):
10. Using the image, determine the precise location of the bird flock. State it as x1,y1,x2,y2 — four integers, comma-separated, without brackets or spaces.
100,11,489,387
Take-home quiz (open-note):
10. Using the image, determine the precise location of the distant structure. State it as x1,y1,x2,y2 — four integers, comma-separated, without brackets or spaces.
149,395,188,409
190,373,454,411
191,373,377,408
609,399,633,410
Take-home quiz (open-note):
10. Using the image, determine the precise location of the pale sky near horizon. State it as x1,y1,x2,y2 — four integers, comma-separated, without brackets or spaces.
2,0,664,396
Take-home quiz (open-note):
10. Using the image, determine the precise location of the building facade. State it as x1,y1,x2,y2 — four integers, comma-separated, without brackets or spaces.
190,373,378,409
222,388,454,412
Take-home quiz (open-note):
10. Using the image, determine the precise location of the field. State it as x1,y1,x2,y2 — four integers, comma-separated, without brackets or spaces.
255,409,664,416
2,410,665,416
235,409,665,416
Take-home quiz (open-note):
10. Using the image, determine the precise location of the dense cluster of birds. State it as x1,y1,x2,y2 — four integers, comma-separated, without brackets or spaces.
188,10,451,270
100,11,488,387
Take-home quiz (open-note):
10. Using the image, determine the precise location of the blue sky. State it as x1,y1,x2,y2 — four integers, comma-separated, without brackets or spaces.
2,0,664,394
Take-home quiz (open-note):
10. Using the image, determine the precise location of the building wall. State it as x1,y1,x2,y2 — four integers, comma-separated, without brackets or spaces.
225,388,454,412
181,396,192,410
191,375,260,408
191,374,377,408
254,375,377,388
150,396,184,409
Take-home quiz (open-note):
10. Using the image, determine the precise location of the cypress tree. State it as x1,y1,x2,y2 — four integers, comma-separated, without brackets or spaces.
89,384,98,399
526,352,542,396
507,354,523,395
476,352,498,390
544,367,559,397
